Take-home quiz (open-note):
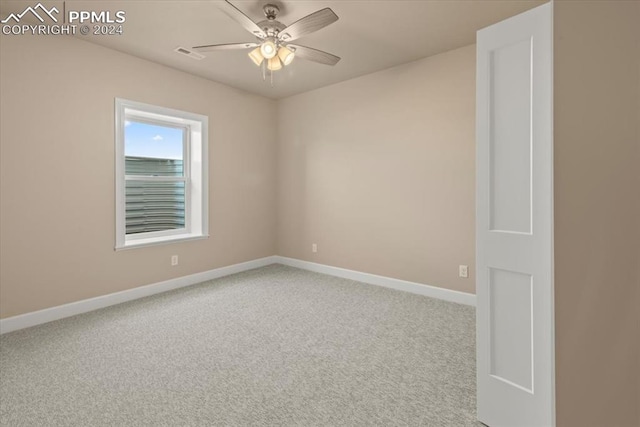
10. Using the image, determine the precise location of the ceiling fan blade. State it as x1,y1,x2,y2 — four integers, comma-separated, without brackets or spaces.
288,44,341,66
278,8,338,42
219,0,265,38
192,42,259,52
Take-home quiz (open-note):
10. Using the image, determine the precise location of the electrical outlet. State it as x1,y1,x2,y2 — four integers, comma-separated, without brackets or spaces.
459,265,469,278
171,255,179,266
312,243,318,253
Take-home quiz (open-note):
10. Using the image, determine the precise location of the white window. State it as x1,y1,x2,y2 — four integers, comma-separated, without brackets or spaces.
115,98,208,250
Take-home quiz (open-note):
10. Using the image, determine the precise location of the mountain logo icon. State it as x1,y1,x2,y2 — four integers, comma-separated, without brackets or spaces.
1,3,59,24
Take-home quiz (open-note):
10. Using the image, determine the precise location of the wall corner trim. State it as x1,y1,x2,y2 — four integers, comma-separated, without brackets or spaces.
274,256,476,306
0,256,278,334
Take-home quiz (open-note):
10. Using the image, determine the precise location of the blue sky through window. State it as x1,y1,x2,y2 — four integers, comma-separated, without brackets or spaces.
125,121,184,160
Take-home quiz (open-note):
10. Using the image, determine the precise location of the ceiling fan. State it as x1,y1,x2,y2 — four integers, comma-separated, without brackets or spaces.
192,1,340,76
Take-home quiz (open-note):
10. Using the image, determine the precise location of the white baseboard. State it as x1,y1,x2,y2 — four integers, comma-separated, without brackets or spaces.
274,256,476,306
1,254,474,335
0,256,278,335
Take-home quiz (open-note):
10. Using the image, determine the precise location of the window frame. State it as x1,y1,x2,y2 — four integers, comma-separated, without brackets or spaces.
115,98,208,250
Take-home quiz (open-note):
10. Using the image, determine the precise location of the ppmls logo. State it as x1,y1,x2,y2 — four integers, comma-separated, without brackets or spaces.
1,3,58,24
2,2,126,36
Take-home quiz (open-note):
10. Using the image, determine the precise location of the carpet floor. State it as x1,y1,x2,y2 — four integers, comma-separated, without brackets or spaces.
0,264,478,426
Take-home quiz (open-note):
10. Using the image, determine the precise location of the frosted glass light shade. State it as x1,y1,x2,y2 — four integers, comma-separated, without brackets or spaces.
277,46,295,66
248,47,264,66
267,57,282,71
260,40,277,59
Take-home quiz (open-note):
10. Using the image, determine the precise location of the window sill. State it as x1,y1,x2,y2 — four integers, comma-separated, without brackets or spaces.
115,234,209,251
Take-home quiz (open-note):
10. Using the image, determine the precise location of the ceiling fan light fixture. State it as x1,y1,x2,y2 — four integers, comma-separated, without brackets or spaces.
278,45,295,66
267,56,283,71
260,39,277,59
192,1,340,84
248,47,264,66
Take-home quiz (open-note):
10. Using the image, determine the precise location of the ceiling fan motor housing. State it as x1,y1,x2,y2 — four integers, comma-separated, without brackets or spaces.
257,20,285,38
258,4,285,37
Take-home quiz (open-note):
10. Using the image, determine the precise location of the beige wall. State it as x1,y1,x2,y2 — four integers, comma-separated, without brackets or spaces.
0,34,277,318
554,1,640,426
276,45,476,294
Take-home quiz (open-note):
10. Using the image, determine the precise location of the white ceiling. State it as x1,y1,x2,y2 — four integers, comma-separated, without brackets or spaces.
2,0,544,99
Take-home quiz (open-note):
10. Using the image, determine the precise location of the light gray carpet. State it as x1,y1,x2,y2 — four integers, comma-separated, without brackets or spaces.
0,264,478,426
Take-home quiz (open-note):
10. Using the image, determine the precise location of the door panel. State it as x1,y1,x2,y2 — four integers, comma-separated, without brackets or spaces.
489,268,533,392
489,38,533,234
476,3,554,426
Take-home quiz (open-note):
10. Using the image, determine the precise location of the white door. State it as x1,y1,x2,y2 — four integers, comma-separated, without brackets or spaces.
476,3,554,426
